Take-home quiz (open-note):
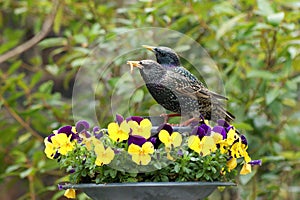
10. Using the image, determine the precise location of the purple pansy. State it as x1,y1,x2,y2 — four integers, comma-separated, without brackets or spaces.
241,135,248,146
217,119,234,132
177,149,184,156
76,120,90,133
200,123,211,135
149,137,157,145
116,114,124,125
128,135,147,146
248,159,262,166
93,126,103,139
126,116,144,124
157,123,173,134
191,126,206,139
47,133,56,142
57,125,79,141
191,123,212,139
57,184,63,190
212,126,227,139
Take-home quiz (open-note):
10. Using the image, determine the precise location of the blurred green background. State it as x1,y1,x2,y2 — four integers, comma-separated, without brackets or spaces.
0,0,300,199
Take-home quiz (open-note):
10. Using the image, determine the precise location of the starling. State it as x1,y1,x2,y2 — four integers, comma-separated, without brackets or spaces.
142,45,235,122
127,59,235,123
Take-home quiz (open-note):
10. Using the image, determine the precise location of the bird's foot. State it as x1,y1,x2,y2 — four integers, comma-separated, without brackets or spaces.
160,113,181,124
179,117,200,127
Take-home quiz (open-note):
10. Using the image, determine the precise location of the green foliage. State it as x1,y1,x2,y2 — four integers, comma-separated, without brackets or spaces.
1,0,300,199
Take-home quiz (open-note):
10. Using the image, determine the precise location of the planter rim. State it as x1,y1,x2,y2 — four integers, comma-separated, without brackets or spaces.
62,181,236,189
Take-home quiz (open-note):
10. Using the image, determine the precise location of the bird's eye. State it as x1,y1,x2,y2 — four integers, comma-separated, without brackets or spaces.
139,61,143,64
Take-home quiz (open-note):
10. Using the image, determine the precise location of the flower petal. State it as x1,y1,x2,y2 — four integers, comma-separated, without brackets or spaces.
158,130,170,145
142,142,154,154
128,143,141,155
188,135,201,154
212,126,226,139
64,189,76,199
240,163,252,175
170,132,182,147
75,120,90,133
227,157,237,171
128,135,147,146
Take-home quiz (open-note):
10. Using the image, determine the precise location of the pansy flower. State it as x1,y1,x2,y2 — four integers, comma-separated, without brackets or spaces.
57,125,79,141
128,142,154,165
93,126,103,139
127,116,152,139
81,135,97,151
158,124,182,148
94,140,115,166
107,120,130,142
240,163,252,175
227,157,237,171
44,133,75,159
249,159,262,166
64,188,76,199
128,134,147,146
188,126,217,156
212,126,227,139
44,139,57,159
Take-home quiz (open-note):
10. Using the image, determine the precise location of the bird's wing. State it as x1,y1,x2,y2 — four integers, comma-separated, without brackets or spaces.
164,68,228,101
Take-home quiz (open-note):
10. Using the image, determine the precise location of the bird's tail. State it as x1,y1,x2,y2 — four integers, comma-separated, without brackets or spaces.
217,105,235,123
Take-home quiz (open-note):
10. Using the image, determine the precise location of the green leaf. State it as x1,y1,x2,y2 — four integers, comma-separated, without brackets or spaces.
29,71,42,88
216,14,246,40
5,165,21,173
257,0,274,16
54,5,63,33
282,98,296,107
17,133,31,144
38,81,54,93
38,37,67,49
265,89,280,105
232,122,254,131
154,162,162,170
247,70,277,80
267,12,285,26
20,168,34,178
7,60,22,75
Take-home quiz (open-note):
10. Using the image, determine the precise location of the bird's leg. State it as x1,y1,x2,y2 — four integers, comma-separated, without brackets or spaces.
179,117,200,127
160,113,181,124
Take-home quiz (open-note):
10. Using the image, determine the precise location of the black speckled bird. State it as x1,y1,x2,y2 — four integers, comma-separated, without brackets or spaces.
127,58,235,123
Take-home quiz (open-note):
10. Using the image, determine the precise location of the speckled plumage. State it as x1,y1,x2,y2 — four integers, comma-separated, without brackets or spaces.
133,58,235,122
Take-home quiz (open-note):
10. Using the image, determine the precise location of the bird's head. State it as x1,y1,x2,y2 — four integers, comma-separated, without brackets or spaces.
127,60,165,80
142,45,181,67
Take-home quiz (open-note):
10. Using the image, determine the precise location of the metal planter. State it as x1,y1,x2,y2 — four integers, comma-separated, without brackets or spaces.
62,181,235,200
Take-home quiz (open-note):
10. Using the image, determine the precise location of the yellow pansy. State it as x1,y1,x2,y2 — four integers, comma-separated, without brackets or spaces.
240,163,252,175
211,132,223,144
128,119,152,139
64,189,76,199
226,128,239,146
107,121,130,142
94,141,115,166
158,130,182,148
227,157,237,171
128,142,154,165
188,135,216,156
44,139,56,159
243,151,252,163
230,140,250,160
51,133,75,155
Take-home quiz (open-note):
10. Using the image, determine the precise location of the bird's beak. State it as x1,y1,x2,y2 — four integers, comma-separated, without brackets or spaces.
142,45,156,52
127,61,143,73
